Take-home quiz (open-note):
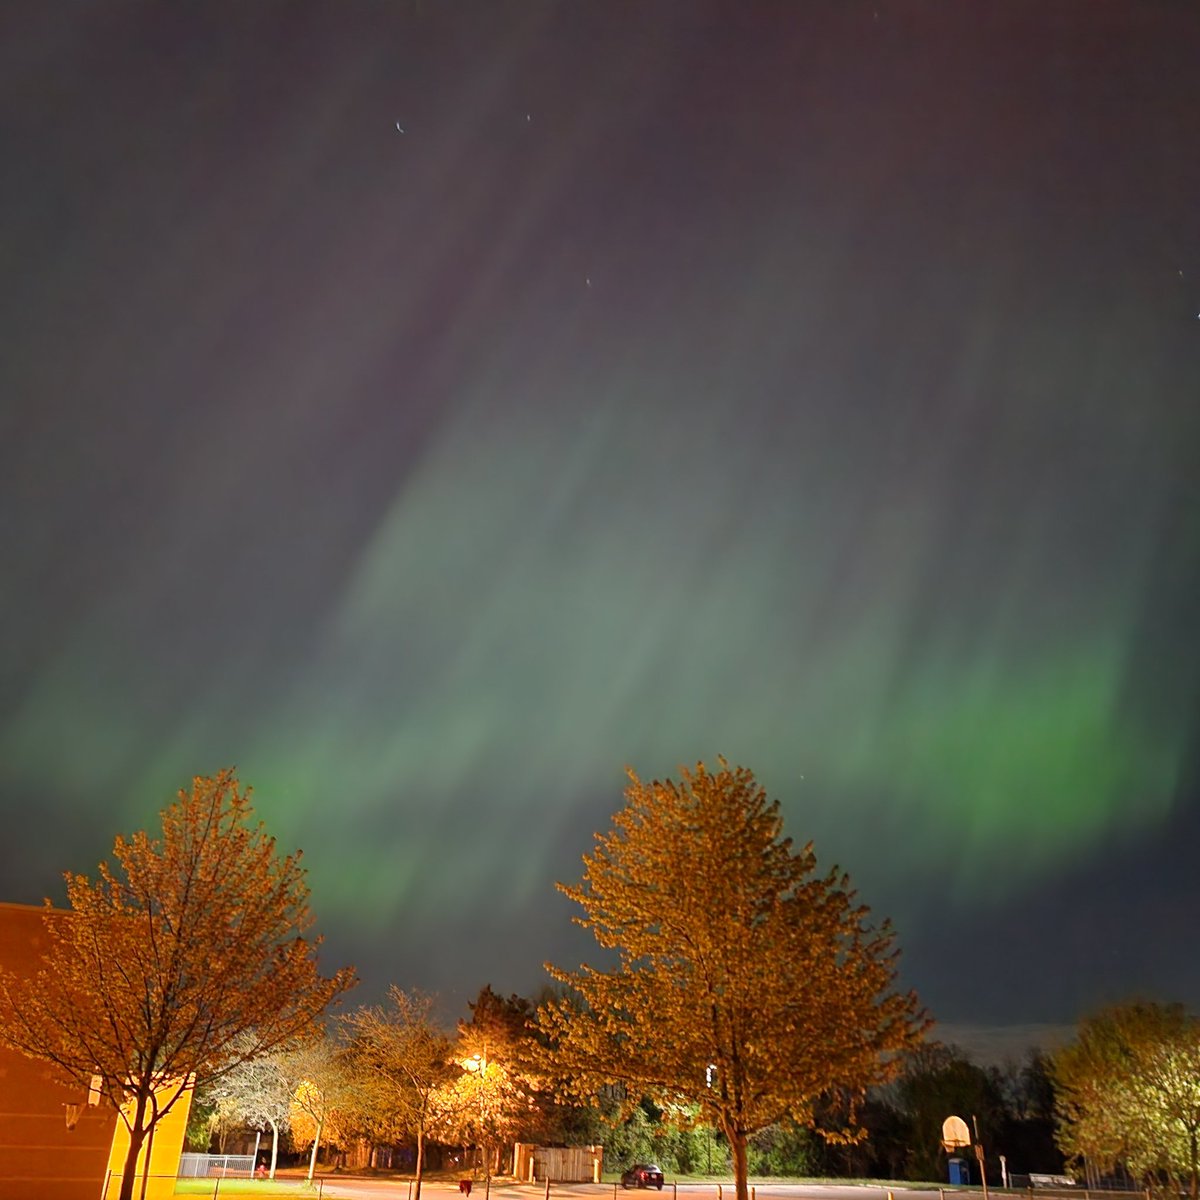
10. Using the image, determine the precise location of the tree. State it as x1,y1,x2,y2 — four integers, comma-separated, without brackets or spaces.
462,986,534,1063
439,993,537,1191
456,984,602,1152
188,1091,245,1155
343,988,455,1199
286,1033,357,1182
896,1043,1006,1182
995,1051,1064,1180
540,760,926,1200
202,1037,294,1178
0,770,355,1200
1053,1002,1200,1197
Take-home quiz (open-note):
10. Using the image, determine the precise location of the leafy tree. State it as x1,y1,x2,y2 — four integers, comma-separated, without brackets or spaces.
457,984,585,1149
286,1033,357,1182
465,986,534,1052
829,1095,913,1180
995,1051,1064,1179
0,770,355,1200
203,1036,294,1178
584,1089,714,1177
439,996,537,1187
747,1121,816,1177
1053,1002,1200,1197
1010,1051,1057,1125
540,760,926,1200
343,988,455,1198
185,1090,244,1154
603,1097,657,1168
184,1089,219,1152
896,1043,1006,1181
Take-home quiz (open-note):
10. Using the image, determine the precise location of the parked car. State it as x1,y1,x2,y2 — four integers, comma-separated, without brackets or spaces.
621,1164,665,1190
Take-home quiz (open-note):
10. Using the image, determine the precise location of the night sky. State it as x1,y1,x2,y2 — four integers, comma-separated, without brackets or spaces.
3,2,1199,1034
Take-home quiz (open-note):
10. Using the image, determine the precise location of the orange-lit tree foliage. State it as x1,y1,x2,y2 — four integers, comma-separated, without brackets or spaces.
540,760,926,1200
285,1032,358,1182
343,988,455,1199
437,989,540,1185
0,769,355,1200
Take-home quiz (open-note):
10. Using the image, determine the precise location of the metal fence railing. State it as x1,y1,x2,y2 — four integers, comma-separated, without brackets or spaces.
177,1152,256,1178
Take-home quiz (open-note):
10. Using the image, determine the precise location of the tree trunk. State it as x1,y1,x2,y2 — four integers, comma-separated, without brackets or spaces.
268,1116,279,1180
117,1098,149,1200
307,1116,324,1183
414,1124,426,1200
729,1128,749,1200
139,1118,156,1200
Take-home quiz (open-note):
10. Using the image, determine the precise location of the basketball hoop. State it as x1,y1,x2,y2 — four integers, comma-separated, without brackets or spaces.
64,1103,81,1131
941,1114,970,1153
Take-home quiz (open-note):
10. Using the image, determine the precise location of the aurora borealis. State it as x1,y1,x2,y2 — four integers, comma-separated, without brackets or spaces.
2,2,1198,1025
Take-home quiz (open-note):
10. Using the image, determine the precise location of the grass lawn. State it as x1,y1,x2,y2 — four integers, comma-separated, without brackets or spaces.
175,1182,316,1195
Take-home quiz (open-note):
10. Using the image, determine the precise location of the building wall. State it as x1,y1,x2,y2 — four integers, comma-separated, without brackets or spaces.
0,902,194,1200
103,1084,193,1200
0,903,118,1200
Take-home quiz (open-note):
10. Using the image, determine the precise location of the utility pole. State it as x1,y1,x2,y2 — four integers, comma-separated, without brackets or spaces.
972,1115,989,1200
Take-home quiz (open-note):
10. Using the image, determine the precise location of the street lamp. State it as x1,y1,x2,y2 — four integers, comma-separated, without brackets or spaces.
461,1050,491,1199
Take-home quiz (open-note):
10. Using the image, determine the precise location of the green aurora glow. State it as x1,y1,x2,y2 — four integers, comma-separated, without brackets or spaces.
1,2,1197,1018
2,372,1191,932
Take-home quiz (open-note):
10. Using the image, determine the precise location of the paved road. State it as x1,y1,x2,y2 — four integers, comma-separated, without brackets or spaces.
312,1181,961,1200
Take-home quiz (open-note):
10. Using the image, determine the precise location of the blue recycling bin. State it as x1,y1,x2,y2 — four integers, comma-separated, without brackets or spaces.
948,1157,970,1185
